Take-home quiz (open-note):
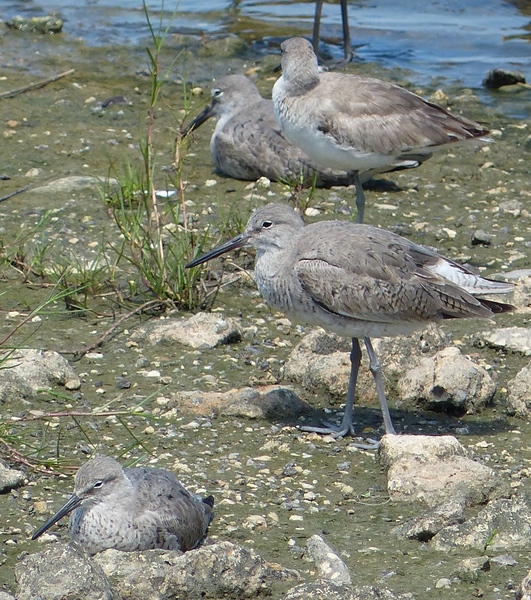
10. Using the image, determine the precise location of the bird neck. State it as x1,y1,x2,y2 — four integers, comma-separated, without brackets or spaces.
255,246,283,277
282,62,320,95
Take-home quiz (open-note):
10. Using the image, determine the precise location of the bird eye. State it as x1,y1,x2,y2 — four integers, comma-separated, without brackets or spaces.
213,88,222,98
262,220,273,229
93,480,104,489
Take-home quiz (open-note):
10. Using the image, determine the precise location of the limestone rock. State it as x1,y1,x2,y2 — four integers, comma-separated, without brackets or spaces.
482,326,531,356
168,385,309,419
165,541,298,598
0,460,25,493
306,534,351,586
506,363,531,417
517,567,531,600
510,274,531,310
397,346,496,414
392,497,465,541
380,434,499,506
283,327,448,404
283,330,351,396
0,349,81,405
131,312,242,349
95,541,299,599
283,581,415,600
28,176,115,194
17,541,299,600
431,492,531,552
15,542,116,600
455,556,490,583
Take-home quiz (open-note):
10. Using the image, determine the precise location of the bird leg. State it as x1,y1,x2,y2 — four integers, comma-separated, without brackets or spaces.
337,336,361,435
312,0,324,58
363,337,397,435
312,0,353,66
299,337,360,438
299,338,379,450
339,0,353,62
353,171,365,224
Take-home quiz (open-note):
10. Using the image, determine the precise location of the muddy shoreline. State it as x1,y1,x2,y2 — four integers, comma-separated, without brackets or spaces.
0,26,530,599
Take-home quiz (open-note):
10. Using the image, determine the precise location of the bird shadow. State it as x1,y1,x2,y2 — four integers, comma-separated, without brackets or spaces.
363,177,407,194
269,401,514,441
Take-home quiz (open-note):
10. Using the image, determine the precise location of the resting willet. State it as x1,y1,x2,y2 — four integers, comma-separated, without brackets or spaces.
182,74,427,188
272,37,489,223
182,74,356,187
186,204,513,439
32,455,214,554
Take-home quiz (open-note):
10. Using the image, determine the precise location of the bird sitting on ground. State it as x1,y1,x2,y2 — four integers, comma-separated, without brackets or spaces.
181,74,427,189
32,455,214,554
186,204,513,442
272,37,490,223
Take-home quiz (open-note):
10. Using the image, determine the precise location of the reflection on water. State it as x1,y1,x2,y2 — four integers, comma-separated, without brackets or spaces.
1,0,529,89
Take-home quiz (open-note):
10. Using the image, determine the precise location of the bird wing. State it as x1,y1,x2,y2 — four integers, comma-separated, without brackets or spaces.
293,223,494,323
215,100,355,186
314,74,487,156
127,468,213,551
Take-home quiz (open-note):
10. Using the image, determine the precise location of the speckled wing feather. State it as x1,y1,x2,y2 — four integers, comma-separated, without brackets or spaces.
293,222,497,324
314,73,488,156
126,467,213,551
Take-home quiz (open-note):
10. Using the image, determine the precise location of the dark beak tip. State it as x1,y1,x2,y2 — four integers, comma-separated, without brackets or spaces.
181,104,215,139
31,493,82,540
185,233,250,270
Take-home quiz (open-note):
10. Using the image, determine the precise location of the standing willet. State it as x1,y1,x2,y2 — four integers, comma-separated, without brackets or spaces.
182,75,425,188
272,37,489,224
32,455,214,554
186,204,513,439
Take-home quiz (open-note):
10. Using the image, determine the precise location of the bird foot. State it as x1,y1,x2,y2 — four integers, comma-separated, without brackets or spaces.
298,421,355,439
347,437,381,451
298,421,381,449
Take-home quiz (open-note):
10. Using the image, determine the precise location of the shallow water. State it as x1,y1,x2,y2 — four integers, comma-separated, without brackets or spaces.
1,0,530,89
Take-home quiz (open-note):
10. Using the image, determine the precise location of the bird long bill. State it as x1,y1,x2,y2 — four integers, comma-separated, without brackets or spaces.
181,103,216,138
31,493,82,540
185,232,250,269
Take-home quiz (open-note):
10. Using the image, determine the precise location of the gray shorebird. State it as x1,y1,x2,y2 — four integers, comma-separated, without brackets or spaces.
186,204,513,439
272,37,489,223
32,455,214,554
182,74,356,187
182,74,425,188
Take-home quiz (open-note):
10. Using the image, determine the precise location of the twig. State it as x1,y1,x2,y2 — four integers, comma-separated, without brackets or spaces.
0,184,31,203
72,299,163,359
0,439,63,475
0,69,75,99
19,410,132,421
0,305,45,348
